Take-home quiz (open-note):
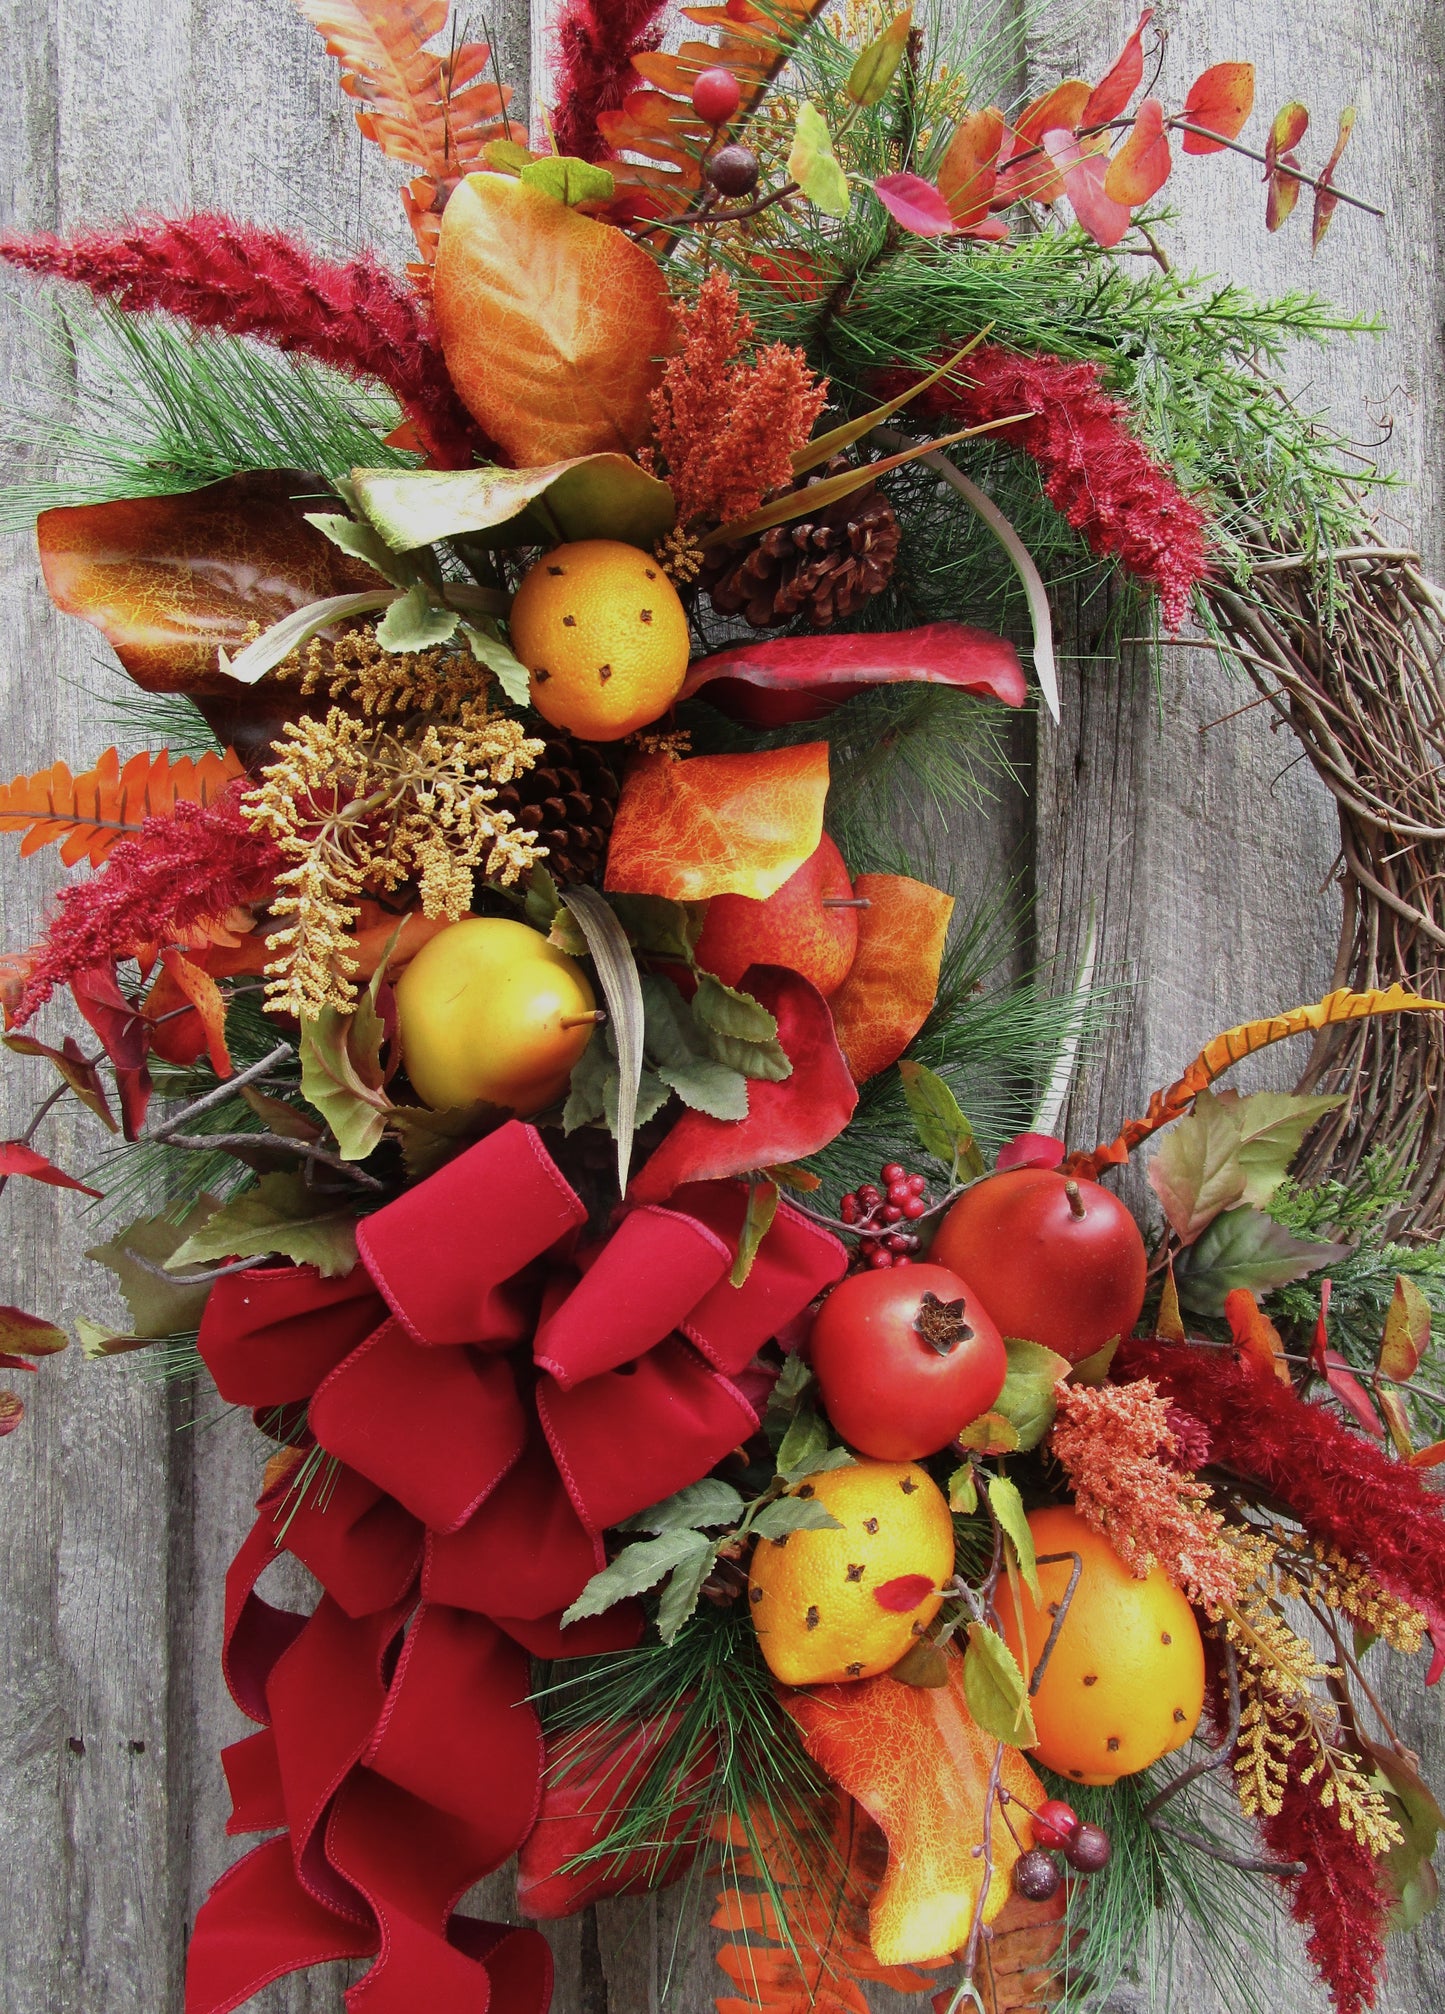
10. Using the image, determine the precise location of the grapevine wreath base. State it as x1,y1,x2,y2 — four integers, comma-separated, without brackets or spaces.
2,7,1444,2014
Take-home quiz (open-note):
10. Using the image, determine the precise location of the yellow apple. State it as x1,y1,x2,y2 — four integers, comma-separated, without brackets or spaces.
394,916,597,1115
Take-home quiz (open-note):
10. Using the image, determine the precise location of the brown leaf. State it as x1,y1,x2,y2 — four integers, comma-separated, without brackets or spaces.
38,471,383,697
3,1032,117,1131
432,175,676,465
0,746,243,867
1312,107,1357,248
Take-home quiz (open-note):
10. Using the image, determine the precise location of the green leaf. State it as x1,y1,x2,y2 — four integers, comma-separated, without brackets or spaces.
563,1027,615,1133
621,1479,747,1533
1148,1088,1344,1244
948,1463,978,1514
167,1172,359,1279
525,865,562,933
732,1180,781,1287
993,1337,1071,1451
1365,1740,1444,1933
889,1636,950,1687
304,510,412,588
962,1622,1037,1747
562,888,646,1190
460,617,530,707
1174,1206,1348,1318
375,581,459,652
87,1196,222,1338
776,1405,828,1478
75,1315,153,1360
300,995,391,1163
787,101,851,217
847,7,914,105
562,1528,714,1625
985,1473,1040,1602
610,895,707,963
389,1101,503,1181
1070,1336,1120,1387
606,1064,672,1135
484,138,535,174
749,1494,843,1539
897,1060,985,1177
655,1532,719,1644
1380,1274,1432,1382
954,1411,1021,1455
641,975,749,1121
351,453,676,554
692,973,792,1082
520,156,617,205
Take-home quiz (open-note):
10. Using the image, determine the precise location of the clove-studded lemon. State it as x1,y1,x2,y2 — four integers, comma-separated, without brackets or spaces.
509,539,691,740
748,1459,954,1686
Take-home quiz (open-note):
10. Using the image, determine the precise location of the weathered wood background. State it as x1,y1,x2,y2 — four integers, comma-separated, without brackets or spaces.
1,1,1441,2009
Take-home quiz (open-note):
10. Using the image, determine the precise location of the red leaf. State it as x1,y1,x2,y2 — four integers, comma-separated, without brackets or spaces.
1312,106,1356,248
0,1391,24,1436
1266,153,1304,232
996,1133,1065,1173
872,173,957,236
1045,135,1131,247
0,1141,102,1197
1180,62,1256,154
70,967,152,1138
3,1031,117,1131
1083,9,1153,126
874,1573,937,1612
1311,1281,1384,1438
1103,98,1172,206
629,968,857,1204
0,1305,69,1357
1265,101,1310,174
680,621,1027,725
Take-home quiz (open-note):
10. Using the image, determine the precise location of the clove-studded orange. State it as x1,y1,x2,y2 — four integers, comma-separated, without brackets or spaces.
509,540,691,740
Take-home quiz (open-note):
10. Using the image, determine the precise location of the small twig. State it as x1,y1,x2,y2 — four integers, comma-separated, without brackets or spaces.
1026,1551,1083,1694
1148,1818,1304,1877
132,1252,273,1287
162,1132,386,1192
1168,121,1385,219
148,1043,296,1140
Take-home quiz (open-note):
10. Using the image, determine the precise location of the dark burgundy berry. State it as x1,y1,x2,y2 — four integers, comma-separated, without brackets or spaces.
858,1184,882,1209
1065,1823,1112,1874
1013,1848,1063,1902
1032,1798,1080,1851
706,143,761,198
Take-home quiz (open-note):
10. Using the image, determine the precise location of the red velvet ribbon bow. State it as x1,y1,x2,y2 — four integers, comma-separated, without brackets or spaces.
185,1120,844,2014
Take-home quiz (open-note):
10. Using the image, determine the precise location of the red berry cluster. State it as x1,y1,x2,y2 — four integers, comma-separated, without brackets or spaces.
1011,1797,1111,1902
839,1162,930,1269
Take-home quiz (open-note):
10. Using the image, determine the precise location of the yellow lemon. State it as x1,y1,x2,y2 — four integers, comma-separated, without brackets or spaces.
998,1504,1205,1784
748,1460,954,1686
509,539,690,740
394,916,595,1115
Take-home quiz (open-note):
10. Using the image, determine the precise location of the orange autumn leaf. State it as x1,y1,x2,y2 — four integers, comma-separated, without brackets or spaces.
0,746,243,868
605,744,829,903
1410,1440,1445,1470
828,874,954,1083
1180,62,1256,154
1224,1288,1291,1386
433,175,676,466
1064,985,1445,1180
38,471,383,697
1103,97,1172,205
150,949,233,1078
994,81,1092,204
784,1650,1043,1966
938,107,1005,227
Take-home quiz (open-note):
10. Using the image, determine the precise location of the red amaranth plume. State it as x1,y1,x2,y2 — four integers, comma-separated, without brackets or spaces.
877,345,1212,627
551,1,669,161
0,215,484,469
12,783,281,1025
1261,1737,1391,2014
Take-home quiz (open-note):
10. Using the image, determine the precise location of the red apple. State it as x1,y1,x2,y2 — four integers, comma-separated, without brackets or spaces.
694,832,858,995
930,1169,1147,1364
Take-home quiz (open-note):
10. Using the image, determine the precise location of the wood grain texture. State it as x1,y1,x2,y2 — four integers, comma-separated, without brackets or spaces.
0,2,1440,2012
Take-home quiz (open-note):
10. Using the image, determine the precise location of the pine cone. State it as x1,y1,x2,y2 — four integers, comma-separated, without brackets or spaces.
491,734,618,885
701,458,901,629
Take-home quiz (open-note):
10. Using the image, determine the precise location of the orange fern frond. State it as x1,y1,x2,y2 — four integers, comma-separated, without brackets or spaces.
298,0,520,257
597,1,833,219
0,747,245,868
1064,984,1445,1180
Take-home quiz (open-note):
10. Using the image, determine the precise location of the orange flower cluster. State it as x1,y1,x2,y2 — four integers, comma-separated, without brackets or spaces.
1049,1377,1245,1614
645,272,828,530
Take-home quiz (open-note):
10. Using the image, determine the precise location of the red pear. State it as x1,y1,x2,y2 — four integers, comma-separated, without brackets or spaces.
694,833,858,995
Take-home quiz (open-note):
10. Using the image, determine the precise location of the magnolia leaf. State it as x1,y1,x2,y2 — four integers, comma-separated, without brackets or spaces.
1149,1087,1343,1244
620,1479,747,1534
994,1337,1071,1450
351,453,675,555
563,887,645,1191
461,618,530,707
847,8,913,105
750,1494,844,1540
656,1533,720,1644
954,1410,1021,1456
1174,1206,1347,1318
897,1060,984,1176
948,1463,978,1515
375,582,459,653
519,156,616,205
87,1196,222,1339
303,510,410,588
167,1172,359,1279
788,102,851,217
985,1473,1041,1604
300,1000,390,1162
692,973,792,1082
775,1405,829,1479
963,1623,1037,1747
0,1305,68,1358
1380,1274,1432,1383
562,1528,715,1625
732,1180,781,1287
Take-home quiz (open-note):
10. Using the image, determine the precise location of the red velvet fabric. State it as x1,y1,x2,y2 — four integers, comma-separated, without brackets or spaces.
186,1120,844,2014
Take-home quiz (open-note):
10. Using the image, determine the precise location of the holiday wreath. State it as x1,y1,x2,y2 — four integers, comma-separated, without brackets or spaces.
1,5,1442,2014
